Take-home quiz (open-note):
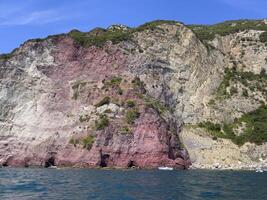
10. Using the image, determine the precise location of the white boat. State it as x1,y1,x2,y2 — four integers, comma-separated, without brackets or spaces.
256,168,263,173
158,167,174,171
48,165,58,169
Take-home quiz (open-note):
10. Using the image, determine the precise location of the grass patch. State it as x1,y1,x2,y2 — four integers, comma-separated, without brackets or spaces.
144,96,168,114
102,76,123,94
126,100,136,108
95,114,109,130
82,135,95,150
125,108,140,124
120,126,132,135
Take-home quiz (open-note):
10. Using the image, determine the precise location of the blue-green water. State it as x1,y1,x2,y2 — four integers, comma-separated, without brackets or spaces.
0,168,266,200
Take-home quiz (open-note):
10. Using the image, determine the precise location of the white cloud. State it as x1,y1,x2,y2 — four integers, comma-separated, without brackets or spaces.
0,10,67,26
0,1,82,26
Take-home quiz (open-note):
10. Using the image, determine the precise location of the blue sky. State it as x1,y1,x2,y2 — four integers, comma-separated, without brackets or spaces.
0,0,266,53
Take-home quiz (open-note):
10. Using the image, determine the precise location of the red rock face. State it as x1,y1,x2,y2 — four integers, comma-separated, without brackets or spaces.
0,28,191,169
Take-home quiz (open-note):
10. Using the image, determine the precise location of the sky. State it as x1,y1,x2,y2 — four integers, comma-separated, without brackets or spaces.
0,0,266,53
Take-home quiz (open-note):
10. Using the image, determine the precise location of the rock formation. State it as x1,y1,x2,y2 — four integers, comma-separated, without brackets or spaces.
0,20,266,169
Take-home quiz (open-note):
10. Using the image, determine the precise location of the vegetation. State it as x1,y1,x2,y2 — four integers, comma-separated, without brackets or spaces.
68,20,180,48
120,126,132,135
82,135,95,150
69,29,132,47
95,97,111,107
144,96,168,114
0,53,13,61
198,105,267,145
259,32,267,43
132,77,146,93
135,20,178,32
125,108,140,124
95,114,109,130
216,67,267,99
102,76,123,94
103,77,122,88
126,100,136,108
188,20,267,41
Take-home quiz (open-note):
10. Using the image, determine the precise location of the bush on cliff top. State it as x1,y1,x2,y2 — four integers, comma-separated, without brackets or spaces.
189,20,267,41
69,29,132,47
69,20,180,48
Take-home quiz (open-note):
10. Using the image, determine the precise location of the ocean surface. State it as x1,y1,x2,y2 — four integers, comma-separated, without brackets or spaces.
0,168,266,200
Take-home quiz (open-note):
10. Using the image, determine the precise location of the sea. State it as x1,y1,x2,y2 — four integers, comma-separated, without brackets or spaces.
0,168,266,200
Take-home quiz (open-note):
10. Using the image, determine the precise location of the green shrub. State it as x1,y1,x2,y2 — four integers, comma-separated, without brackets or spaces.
126,100,136,108
132,77,146,93
125,109,140,124
95,97,111,107
216,67,267,99
144,96,168,114
95,115,109,130
199,121,221,132
120,126,132,135
0,53,13,60
69,29,132,47
198,105,267,145
82,135,95,150
242,89,249,97
102,77,123,94
208,99,216,106
136,20,178,32
230,86,238,95
260,32,267,43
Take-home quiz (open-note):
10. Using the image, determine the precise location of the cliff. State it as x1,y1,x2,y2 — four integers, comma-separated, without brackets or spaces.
0,20,266,170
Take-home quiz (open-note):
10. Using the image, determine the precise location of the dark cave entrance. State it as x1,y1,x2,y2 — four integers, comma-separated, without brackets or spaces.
44,157,55,168
127,160,137,168
100,154,110,167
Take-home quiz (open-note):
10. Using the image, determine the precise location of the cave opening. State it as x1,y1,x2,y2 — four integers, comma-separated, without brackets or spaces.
2,161,8,167
44,157,55,168
100,154,110,167
127,160,137,168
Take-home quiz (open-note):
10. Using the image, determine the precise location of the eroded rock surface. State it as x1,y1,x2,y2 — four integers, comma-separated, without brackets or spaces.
0,20,267,169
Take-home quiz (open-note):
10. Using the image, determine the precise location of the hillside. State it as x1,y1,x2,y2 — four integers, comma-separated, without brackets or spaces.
0,19,266,170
